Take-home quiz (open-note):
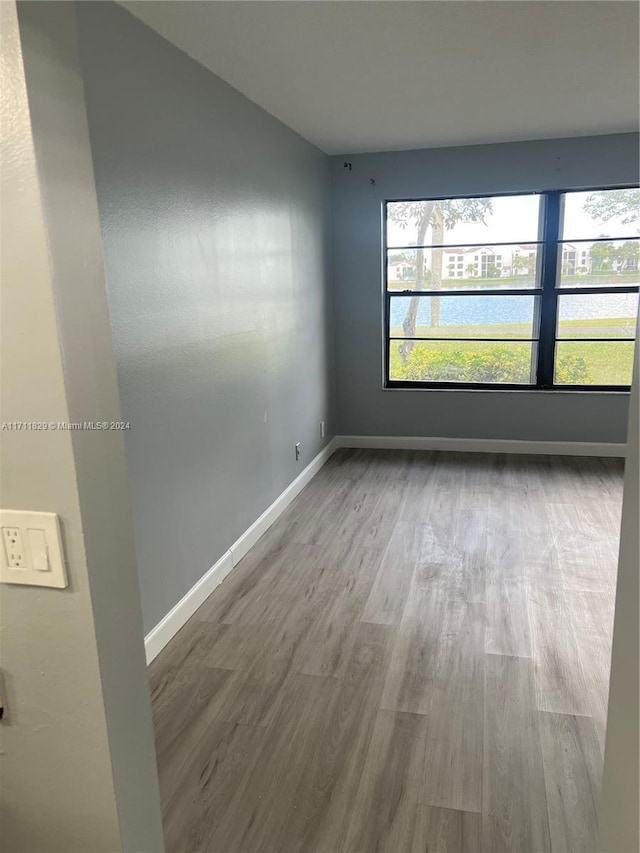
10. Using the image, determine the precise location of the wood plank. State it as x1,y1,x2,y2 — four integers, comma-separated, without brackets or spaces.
356,449,411,493
161,718,264,851
288,478,356,546
195,537,314,625
149,620,229,706
574,629,612,752
538,711,602,853
416,499,487,603
277,622,395,852
563,587,615,643
355,489,404,551
483,654,551,853
528,586,591,715
420,601,485,813
485,579,532,657
413,805,482,853
215,565,338,726
484,488,525,586
564,587,614,748
204,673,335,852
294,545,383,678
342,709,429,852
201,550,328,670
379,586,447,715
546,502,617,592
451,503,488,604
319,490,383,566
152,665,234,767
519,490,557,587
361,521,427,625
418,484,463,565
395,450,437,525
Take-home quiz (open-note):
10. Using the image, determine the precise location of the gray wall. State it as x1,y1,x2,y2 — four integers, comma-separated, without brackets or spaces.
330,134,639,443
75,2,334,634
1,3,163,850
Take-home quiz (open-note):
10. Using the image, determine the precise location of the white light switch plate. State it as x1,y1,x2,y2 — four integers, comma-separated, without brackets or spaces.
0,510,68,588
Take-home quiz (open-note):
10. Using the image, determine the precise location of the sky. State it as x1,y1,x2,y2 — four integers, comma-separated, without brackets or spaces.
386,190,640,249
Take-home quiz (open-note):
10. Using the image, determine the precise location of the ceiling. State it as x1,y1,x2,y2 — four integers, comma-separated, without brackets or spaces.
122,1,640,155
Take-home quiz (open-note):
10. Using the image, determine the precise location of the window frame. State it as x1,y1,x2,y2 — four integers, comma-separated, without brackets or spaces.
383,186,639,392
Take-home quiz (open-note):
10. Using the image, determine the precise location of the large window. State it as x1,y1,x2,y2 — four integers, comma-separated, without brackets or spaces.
385,188,639,389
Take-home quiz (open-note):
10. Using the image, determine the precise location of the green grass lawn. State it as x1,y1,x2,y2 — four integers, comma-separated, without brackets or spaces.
390,317,635,340
387,272,639,291
389,319,635,385
556,317,637,338
555,340,634,385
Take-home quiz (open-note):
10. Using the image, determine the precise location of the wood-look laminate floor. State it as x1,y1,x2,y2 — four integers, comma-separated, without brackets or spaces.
149,449,623,853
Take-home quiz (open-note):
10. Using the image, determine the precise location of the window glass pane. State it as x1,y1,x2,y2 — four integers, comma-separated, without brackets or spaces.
557,239,640,287
390,295,537,339
387,194,541,249
554,341,635,385
389,340,535,384
562,189,640,240
556,293,638,339
387,246,539,291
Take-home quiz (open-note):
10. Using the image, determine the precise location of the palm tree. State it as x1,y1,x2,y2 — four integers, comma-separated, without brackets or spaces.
389,199,493,359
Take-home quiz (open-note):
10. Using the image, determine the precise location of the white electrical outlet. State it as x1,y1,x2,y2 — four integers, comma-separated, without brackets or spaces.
0,510,67,588
320,421,326,439
295,442,301,461
3,527,26,568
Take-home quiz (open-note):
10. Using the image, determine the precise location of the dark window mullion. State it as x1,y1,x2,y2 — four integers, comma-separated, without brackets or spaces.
387,288,541,298
537,192,563,386
557,338,637,343
387,239,544,251
557,235,640,245
383,201,391,387
557,285,639,296
389,337,537,342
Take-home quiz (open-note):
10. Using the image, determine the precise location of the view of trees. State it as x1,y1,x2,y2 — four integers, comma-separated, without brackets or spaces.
581,191,639,275
587,239,639,273
583,188,640,227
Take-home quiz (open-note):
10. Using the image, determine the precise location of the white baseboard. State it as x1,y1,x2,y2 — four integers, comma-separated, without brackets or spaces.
230,437,337,566
144,548,234,664
336,434,626,458
144,437,337,664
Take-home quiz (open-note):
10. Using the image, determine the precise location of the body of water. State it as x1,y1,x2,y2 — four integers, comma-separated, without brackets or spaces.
390,293,639,331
